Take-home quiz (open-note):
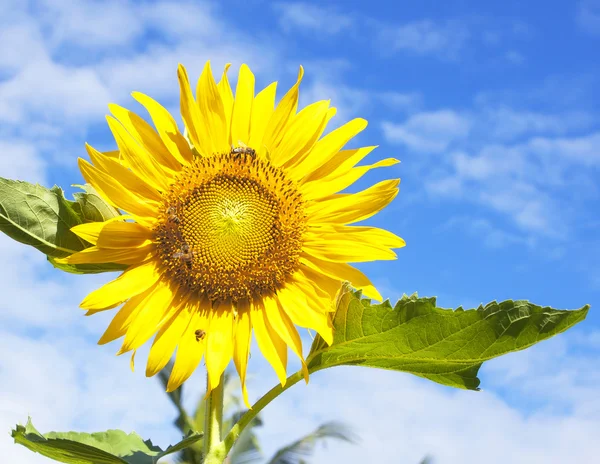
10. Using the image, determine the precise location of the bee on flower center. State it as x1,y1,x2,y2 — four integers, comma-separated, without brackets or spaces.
173,243,196,267
230,145,256,161
166,206,180,224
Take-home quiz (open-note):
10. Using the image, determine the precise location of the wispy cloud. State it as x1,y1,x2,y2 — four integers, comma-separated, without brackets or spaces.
378,19,470,59
383,97,598,241
576,0,600,36
382,110,471,153
254,333,600,464
273,2,354,35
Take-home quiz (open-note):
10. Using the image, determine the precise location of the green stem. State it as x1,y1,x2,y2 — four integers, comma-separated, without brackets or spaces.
203,374,226,464
222,370,305,456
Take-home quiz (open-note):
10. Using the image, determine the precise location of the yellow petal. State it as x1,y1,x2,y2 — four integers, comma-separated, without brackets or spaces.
264,295,308,382
248,82,277,156
277,284,333,345
285,106,337,169
290,118,368,181
96,222,154,249
119,281,177,353
106,115,172,192
262,66,304,154
108,103,182,172
195,61,230,155
270,100,331,167
251,300,288,385
80,260,161,310
98,286,155,345
70,216,134,245
146,304,191,377
231,64,255,147
311,225,405,249
217,63,234,143
78,158,159,219
302,158,400,200
167,304,208,392
296,266,342,303
300,255,382,301
304,146,377,183
205,302,235,390
102,150,122,162
132,91,193,165
306,179,399,225
86,144,162,203
233,300,252,407
71,220,153,249
55,243,153,265
303,239,397,263
177,63,205,154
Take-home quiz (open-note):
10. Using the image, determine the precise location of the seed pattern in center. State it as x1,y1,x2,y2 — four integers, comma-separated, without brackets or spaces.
154,150,306,302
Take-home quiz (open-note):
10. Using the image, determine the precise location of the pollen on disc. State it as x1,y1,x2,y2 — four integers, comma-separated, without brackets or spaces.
154,150,306,303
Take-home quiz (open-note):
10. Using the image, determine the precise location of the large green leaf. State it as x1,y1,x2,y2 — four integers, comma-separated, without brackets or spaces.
11,418,202,464
0,178,126,273
307,286,589,389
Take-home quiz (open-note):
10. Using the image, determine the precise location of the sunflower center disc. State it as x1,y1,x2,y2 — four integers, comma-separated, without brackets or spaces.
155,150,306,302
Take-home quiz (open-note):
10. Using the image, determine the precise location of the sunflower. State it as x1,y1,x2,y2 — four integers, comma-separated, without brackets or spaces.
57,62,404,404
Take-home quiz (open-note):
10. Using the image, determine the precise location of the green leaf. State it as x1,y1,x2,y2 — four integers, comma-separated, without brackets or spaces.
307,285,589,389
0,178,126,273
71,184,121,224
11,418,203,464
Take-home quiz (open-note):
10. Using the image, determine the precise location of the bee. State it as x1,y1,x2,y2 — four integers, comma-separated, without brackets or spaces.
166,206,180,224
195,329,206,342
231,143,256,160
173,243,195,267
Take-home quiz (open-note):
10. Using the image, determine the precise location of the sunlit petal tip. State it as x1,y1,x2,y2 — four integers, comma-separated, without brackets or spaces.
223,63,232,72
106,102,121,115
166,377,183,393
201,60,214,77
300,360,310,383
130,350,136,372
116,345,130,355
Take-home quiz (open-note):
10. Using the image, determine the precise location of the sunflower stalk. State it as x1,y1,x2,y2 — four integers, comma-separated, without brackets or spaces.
203,374,227,464
223,369,305,457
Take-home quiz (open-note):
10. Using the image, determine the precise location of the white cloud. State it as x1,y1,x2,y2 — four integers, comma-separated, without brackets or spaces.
577,0,600,36
37,0,144,49
0,141,46,184
273,2,354,35
0,57,111,125
253,332,600,464
481,106,593,140
386,101,598,241
382,110,471,153
440,216,534,249
34,0,221,50
378,19,470,59
424,140,579,237
529,132,600,166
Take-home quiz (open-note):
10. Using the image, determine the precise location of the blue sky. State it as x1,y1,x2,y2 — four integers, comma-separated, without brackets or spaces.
1,0,599,462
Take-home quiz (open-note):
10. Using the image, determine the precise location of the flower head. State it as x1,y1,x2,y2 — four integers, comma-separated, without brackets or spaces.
58,62,404,404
